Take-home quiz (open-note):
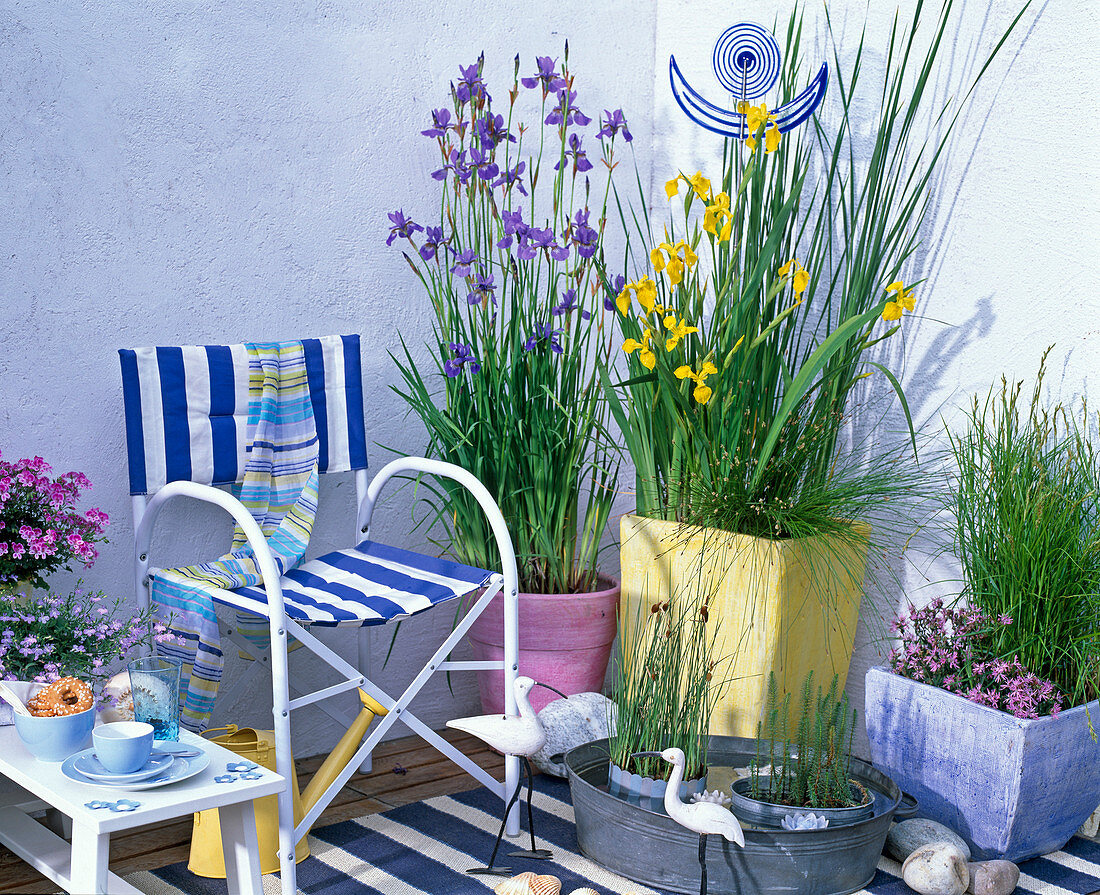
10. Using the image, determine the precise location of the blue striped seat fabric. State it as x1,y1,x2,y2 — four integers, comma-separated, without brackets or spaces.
207,540,493,628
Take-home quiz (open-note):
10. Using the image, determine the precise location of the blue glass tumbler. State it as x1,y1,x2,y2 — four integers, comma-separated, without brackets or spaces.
127,656,182,742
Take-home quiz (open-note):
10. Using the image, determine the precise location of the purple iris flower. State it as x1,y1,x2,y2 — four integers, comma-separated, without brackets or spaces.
476,112,514,150
422,108,455,138
552,288,590,320
497,208,529,249
597,108,633,142
469,145,499,181
521,56,567,94
516,237,538,261
419,226,448,261
432,149,472,184
570,208,599,259
545,88,592,127
455,59,487,105
523,323,564,354
555,133,594,174
386,210,423,247
492,161,528,197
467,268,496,305
451,248,478,277
605,274,627,311
444,342,481,377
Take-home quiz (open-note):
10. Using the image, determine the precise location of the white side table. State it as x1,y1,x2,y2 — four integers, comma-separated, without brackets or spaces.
0,727,285,895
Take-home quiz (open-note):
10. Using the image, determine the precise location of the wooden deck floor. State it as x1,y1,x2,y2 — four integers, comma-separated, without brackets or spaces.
0,729,504,894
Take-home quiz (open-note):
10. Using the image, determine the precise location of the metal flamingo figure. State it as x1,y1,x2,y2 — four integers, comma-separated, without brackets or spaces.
447,675,567,876
632,747,746,895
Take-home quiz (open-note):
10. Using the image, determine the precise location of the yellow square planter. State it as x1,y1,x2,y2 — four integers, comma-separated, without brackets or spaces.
619,514,868,738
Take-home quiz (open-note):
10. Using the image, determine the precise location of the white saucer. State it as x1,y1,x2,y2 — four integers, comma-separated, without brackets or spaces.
62,748,210,790
73,749,175,783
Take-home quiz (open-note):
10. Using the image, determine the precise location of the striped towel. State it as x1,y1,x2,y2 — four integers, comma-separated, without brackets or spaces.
153,341,320,732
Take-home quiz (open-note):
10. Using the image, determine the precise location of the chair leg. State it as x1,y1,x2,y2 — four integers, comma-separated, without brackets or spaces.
356,627,373,774
270,628,297,895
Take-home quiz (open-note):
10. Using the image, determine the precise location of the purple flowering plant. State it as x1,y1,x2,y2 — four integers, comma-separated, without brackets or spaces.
0,582,175,686
0,452,109,589
890,598,1063,719
387,49,631,594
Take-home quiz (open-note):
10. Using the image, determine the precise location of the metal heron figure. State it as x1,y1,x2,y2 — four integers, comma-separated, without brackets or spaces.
632,747,746,895
447,676,567,876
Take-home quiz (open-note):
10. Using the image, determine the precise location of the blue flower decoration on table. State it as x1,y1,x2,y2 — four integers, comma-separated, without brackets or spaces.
670,22,828,138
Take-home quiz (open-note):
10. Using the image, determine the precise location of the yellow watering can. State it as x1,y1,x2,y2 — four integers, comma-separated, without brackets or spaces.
189,689,388,878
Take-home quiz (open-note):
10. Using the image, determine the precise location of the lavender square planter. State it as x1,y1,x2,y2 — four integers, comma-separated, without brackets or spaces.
865,665,1100,862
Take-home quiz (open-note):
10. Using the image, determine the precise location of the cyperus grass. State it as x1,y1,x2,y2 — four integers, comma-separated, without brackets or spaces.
948,349,1100,708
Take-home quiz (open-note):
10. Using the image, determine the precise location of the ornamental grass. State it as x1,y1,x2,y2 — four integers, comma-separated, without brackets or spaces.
609,591,722,782
948,349,1100,709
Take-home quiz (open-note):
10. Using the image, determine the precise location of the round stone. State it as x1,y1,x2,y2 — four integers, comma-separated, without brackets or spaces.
888,818,972,863
966,860,1020,895
903,843,970,895
531,692,616,777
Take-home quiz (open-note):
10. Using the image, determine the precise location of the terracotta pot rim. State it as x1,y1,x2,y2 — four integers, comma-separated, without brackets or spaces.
516,575,620,600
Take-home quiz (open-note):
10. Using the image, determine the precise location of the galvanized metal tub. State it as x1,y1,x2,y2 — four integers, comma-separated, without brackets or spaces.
566,736,910,895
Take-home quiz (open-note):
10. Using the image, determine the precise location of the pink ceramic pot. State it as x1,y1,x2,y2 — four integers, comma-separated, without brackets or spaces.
467,577,620,714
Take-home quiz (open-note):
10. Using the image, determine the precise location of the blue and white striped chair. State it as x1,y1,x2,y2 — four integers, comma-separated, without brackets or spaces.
119,335,520,895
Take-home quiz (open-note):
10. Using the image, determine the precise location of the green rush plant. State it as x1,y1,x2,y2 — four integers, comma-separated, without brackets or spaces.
750,671,862,809
387,51,633,594
608,591,722,782
948,349,1100,708
602,1,1029,546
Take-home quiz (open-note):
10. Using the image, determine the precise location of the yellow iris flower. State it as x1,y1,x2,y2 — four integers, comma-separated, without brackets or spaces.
741,102,781,154
882,280,916,321
703,192,734,242
616,276,659,316
778,258,810,296
675,361,718,405
688,171,711,201
623,327,657,370
650,240,698,286
663,314,699,351
665,177,680,200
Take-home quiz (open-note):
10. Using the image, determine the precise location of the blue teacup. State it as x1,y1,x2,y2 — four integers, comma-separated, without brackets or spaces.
92,721,154,774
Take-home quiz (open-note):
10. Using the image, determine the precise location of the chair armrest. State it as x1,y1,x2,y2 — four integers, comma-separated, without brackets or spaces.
356,457,518,597
133,481,287,627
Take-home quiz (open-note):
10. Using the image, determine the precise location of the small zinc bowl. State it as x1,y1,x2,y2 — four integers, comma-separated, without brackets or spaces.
13,703,96,761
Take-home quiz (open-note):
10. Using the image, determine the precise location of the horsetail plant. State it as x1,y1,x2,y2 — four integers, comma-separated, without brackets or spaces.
751,671,862,810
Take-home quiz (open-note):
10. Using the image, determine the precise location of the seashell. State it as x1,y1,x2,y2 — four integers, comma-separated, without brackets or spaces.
568,889,601,895
531,875,562,895
495,874,537,895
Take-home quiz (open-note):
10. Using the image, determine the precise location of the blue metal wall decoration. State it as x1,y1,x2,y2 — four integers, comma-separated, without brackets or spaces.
670,22,828,139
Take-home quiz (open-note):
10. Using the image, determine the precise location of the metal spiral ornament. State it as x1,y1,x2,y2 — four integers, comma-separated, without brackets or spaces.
670,21,829,139
711,23,781,101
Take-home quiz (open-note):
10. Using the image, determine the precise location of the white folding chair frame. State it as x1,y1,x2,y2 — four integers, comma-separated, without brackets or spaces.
132,457,520,895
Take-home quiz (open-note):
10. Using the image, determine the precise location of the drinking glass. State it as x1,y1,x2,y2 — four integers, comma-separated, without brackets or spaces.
127,656,182,742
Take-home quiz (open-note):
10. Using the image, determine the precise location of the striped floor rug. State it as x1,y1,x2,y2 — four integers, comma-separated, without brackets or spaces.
127,776,1100,895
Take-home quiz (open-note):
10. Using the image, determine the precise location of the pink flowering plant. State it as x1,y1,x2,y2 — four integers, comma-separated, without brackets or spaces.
890,598,1063,719
0,583,175,686
0,451,108,589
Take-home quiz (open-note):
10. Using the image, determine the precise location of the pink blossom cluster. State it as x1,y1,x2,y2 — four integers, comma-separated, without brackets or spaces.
0,585,175,685
0,451,108,588
890,598,1063,719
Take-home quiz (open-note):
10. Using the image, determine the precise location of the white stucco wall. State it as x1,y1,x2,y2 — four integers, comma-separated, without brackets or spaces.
2,0,1097,759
